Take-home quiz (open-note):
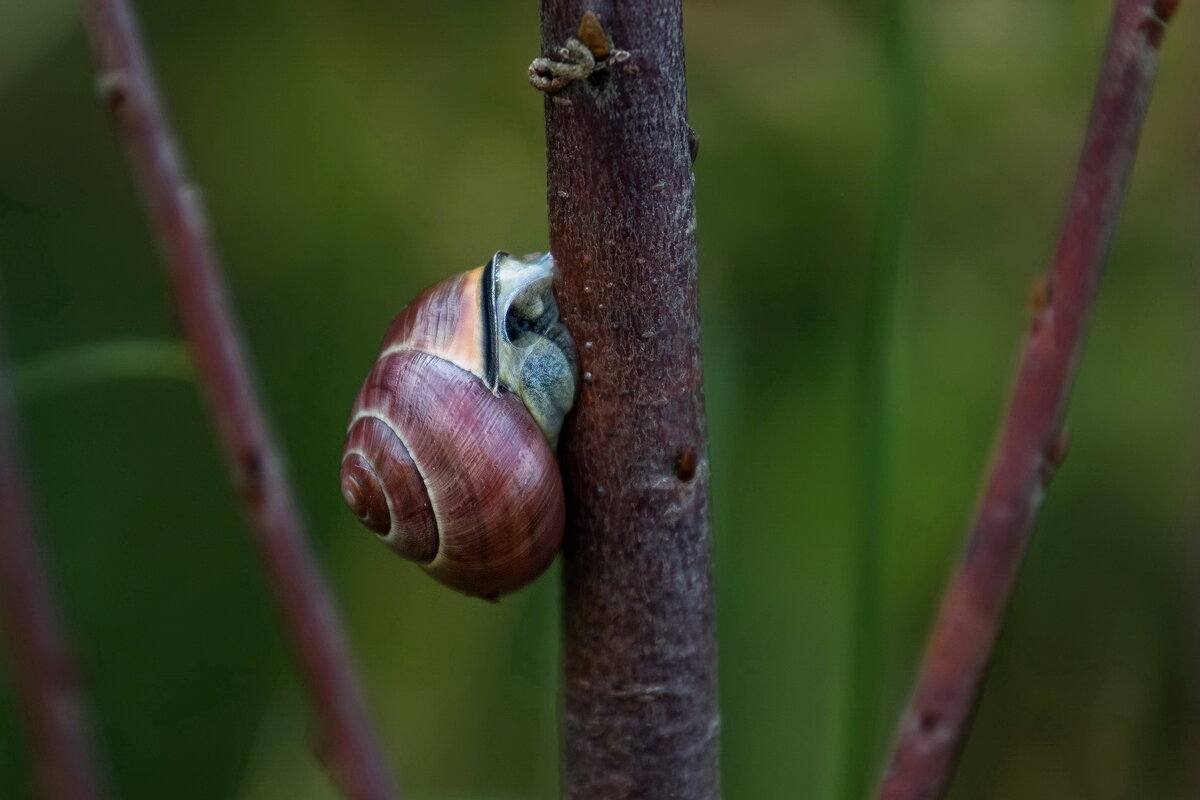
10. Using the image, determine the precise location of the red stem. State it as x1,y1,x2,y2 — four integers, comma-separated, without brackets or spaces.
0,311,106,800
77,2,397,797
877,0,1178,797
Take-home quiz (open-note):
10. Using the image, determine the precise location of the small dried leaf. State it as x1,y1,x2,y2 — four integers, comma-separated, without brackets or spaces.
577,11,611,59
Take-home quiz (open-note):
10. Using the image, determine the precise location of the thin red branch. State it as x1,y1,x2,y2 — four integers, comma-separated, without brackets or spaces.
77,3,397,798
0,308,106,800
540,2,720,797
877,0,1178,797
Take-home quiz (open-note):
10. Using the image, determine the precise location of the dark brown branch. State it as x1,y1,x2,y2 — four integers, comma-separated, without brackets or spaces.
539,3,720,798
876,0,1178,797
77,2,396,797
0,303,107,800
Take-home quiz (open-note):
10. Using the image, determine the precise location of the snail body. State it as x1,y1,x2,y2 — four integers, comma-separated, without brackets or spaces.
340,252,577,599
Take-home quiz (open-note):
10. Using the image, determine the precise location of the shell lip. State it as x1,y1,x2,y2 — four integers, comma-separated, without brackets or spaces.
482,251,506,392
482,251,557,393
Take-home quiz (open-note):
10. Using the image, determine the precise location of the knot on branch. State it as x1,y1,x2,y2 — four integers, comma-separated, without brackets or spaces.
1037,427,1071,487
95,70,131,111
528,11,630,93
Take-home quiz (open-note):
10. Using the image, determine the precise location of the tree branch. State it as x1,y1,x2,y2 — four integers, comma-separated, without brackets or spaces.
0,300,106,800
77,2,396,797
538,3,720,797
876,0,1178,796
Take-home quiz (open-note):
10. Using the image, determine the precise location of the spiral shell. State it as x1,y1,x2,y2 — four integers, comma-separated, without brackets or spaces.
340,253,577,599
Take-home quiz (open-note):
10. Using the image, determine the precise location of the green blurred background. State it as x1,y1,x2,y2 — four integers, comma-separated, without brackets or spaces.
1,0,1198,797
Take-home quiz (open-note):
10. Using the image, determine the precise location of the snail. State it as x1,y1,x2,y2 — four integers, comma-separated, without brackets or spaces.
340,251,578,599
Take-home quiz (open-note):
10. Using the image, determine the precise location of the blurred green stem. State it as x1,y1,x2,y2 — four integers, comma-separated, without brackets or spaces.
15,338,192,401
840,1,921,798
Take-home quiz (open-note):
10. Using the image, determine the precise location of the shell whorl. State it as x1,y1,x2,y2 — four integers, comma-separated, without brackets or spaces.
340,253,575,598
340,271,565,597
340,415,438,563
378,267,487,380
341,269,482,559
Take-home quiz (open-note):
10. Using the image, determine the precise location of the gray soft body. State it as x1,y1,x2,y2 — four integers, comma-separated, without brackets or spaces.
491,252,579,449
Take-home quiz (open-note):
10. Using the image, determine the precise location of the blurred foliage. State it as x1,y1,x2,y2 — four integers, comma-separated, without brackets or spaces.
0,0,1198,797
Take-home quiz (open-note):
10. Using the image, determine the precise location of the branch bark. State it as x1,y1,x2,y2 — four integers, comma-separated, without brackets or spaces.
77,3,397,797
876,0,1178,797
538,3,719,798
0,302,106,800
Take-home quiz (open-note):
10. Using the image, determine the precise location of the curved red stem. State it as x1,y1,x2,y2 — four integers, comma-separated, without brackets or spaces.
877,0,1177,797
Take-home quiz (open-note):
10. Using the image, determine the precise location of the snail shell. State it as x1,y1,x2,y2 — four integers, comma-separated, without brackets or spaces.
340,252,578,599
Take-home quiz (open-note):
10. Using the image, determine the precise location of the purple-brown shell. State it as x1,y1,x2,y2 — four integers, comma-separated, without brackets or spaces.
340,266,565,599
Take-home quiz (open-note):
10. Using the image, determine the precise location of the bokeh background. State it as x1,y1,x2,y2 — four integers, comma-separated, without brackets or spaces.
1,0,1199,797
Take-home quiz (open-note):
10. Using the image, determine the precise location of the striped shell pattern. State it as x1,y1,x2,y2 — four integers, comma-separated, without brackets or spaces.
340,252,578,599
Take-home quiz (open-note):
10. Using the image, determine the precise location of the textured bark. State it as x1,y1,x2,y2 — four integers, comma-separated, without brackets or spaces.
876,0,1178,797
78,2,397,797
539,2,720,798
0,308,106,800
